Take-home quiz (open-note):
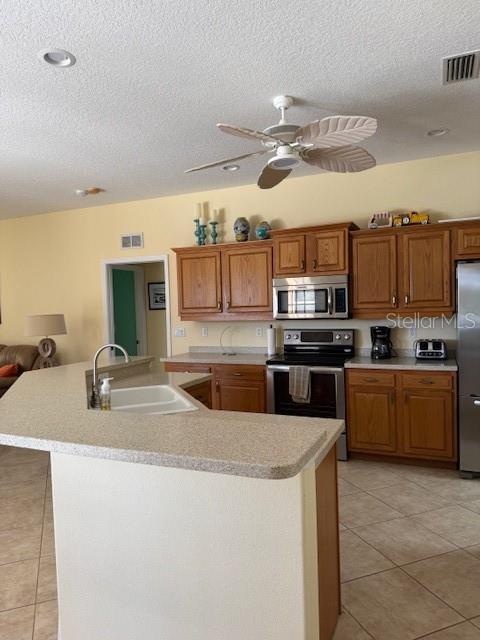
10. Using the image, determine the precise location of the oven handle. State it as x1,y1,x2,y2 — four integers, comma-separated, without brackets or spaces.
267,365,344,374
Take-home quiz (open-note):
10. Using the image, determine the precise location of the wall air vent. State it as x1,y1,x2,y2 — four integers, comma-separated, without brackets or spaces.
121,233,144,249
443,51,480,84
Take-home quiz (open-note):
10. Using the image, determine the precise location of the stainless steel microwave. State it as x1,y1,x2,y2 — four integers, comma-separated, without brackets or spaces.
272,275,349,319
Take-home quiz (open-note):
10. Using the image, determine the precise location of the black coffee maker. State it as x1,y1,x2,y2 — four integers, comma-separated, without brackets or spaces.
370,325,393,359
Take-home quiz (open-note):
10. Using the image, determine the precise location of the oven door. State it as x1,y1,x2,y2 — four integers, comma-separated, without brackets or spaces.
273,284,348,319
266,365,347,460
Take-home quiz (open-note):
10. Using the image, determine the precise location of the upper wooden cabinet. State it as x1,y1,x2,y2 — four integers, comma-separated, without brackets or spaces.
173,241,273,321
176,249,222,316
352,234,397,314
222,244,272,313
401,228,451,311
273,233,305,275
453,221,480,259
271,223,356,277
351,226,453,318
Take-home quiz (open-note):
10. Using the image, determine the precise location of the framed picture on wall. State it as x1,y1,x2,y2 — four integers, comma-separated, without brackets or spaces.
148,282,166,310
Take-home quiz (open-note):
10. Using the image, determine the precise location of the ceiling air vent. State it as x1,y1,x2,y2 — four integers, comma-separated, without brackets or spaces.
121,233,144,249
443,51,480,84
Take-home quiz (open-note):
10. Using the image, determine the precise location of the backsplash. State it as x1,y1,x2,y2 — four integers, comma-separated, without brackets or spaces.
172,318,458,356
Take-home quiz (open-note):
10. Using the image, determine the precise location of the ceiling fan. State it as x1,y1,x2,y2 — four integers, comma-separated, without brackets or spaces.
185,96,378,189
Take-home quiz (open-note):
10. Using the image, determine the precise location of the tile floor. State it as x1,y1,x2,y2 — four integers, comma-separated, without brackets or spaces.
0,446,56,640
335,458,480,640
3,446,480,639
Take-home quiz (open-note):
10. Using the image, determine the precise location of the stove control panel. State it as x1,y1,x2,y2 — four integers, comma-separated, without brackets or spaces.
283,329,354,346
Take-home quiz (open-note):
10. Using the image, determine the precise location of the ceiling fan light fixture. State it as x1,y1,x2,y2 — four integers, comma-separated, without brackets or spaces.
267,146,300,170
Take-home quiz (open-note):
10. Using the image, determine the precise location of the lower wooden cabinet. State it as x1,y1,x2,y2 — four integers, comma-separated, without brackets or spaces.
185,380,212,409
212,364,266,413
347,369,457,462
164,362,266,414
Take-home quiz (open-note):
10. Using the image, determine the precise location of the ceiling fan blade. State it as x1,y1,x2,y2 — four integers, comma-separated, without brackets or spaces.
302,146,376,173
296,116,377,148
185,150,266,173
217,123,280,144
257,164,292,189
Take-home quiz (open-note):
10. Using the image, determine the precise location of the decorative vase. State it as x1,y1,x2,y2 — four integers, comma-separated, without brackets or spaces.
233,217,250,242
255,221,271,240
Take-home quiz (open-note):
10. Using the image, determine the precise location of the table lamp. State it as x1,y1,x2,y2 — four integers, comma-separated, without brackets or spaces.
25,314,67,361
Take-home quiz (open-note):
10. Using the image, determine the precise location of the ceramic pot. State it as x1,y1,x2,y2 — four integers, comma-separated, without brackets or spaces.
255,221,271,240
233,217,250,242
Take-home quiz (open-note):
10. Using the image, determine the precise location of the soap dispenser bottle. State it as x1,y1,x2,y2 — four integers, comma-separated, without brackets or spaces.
99,377,114,411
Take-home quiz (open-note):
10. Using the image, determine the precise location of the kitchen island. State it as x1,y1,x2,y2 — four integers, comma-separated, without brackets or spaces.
0,357,343,640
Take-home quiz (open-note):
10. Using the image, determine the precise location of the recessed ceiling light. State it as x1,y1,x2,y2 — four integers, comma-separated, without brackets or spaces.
39,48,76,67
75,187,104,197
222,164,240,171
426,128,449,137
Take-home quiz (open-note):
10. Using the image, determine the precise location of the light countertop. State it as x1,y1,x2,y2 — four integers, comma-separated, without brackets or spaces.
345,356,458,371
162,352,268,366
0,358,342,480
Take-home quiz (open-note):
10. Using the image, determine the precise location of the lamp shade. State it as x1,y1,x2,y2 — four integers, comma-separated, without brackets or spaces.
25,314,67,337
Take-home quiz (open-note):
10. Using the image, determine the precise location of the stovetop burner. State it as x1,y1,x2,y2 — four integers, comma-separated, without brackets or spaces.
267,327,355,367
266,353,352,367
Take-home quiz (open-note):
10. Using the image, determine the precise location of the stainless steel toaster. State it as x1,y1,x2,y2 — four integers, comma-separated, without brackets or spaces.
414,339,448,360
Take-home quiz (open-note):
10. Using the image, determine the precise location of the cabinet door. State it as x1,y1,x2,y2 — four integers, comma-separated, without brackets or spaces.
273,234,306,276
347,385,397,453
222,245,272,313
213,378,266,413
401,389,454,459
177,251,222,315
351,235,397,313
455,225,480,259
306,228,346,274
401,229,451,310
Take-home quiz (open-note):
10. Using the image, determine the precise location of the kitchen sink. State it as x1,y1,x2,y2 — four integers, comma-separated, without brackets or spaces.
110,384,198,415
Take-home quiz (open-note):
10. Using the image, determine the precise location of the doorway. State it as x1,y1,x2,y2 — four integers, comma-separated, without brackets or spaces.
102,255,172,359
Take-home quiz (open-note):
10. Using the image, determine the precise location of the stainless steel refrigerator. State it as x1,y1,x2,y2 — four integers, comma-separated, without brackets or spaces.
458,261,480,478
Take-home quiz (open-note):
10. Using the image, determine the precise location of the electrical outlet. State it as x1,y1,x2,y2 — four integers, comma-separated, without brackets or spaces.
201,327,208,337
255,327,263,337
174,327,186,338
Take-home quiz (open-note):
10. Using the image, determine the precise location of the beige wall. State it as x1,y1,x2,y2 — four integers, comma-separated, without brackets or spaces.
143,262,167,358
0,150,479,363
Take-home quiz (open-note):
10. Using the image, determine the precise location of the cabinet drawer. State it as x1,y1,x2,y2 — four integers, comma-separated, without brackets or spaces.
347,370,395,387
164,362,212,374
401,372,453,390
214,364,265,381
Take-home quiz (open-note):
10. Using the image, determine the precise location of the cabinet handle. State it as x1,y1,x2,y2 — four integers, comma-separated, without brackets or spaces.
226,301,230,310
392,294,397,307
217,301,222,310
404,294,410,304
390,391,395,405
232,372,242,377
301,259,305,271
420,378,434,385
363,377,379,383
312,259,317,271
215,380,220,391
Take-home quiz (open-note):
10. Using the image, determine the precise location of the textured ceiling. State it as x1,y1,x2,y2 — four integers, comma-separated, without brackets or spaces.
1,0,480,219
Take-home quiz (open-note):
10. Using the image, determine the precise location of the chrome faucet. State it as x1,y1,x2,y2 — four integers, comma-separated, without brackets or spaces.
90,344,130,408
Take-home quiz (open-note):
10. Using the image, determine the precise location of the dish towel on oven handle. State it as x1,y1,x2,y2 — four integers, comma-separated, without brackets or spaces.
289,366,311,403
